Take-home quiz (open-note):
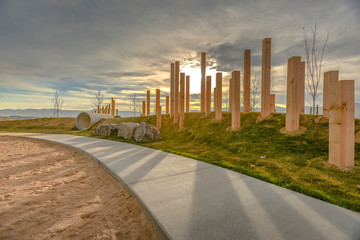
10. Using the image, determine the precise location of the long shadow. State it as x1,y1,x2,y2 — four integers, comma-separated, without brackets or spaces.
241,175,358,240
121,150,169,184
186,162,260,240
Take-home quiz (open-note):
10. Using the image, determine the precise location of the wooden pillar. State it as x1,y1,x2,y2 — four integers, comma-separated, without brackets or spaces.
166,96,169,114
205,76,211,116
174,61,180,123
286,56,301,132
147,90,150,116
186,75,190,113
116,109,118,116
179,73,185,130
170,63,175,117
102,106,104,114
323,71,339,118
216,72,222,120
299,62,305,114
201,52,206,113
142,101,146,116
261,38,271,119
244,49,251,112
229,78,233,112
112,98,115,116
97,105,100,114
329,78,354,167
270,94,276,113
232,71,241,130
157,106,162,129
156,89,160,116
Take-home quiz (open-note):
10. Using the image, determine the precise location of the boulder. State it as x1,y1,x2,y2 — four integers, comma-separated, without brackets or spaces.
95,124,119,136
133,122,161,142
117,122,140,139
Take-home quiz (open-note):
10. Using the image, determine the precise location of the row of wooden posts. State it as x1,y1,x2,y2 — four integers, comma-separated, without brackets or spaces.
140,37,354,168
94,98,119,117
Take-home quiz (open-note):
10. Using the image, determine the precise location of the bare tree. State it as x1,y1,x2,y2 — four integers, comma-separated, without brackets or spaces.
128,93,142,116
91,90,104,109
52,90,64,118
250,75,260,111
303,21,329,114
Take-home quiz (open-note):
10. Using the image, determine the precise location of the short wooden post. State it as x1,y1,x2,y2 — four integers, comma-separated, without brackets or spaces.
97,105,101,114
232,71,241,130
179,73,185,130
174,61,180,123
166,96,169,114
329,79,354,167
147,90,150,116
116,109,118,116
244,49,251,112
261,38,271,119
102,106,104,114
205,76,211,116
201,52,206,113
142,101,146,116
286,56,301,132
216,72,222,120
270,94,276,113
170,63,175,117
323,71,339,118
186,75,190,113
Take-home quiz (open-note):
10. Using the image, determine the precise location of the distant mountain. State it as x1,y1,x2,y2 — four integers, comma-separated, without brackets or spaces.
0,109,142,119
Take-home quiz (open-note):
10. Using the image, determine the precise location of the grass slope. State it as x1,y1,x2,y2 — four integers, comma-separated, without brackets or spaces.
1,112,360,212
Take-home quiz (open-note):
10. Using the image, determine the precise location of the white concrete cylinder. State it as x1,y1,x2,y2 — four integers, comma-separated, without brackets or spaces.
76,112,113,130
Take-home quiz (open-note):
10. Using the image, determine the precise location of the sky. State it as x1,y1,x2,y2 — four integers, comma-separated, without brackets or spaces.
0,0,359,112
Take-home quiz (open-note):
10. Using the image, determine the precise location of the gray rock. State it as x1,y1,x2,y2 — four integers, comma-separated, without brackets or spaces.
95,124,119,136
133,122,161,142
117,122,140,139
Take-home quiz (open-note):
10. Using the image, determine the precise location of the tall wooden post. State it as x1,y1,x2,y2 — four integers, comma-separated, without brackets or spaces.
156,89,160,116
286,56,301,132
186,75,190,113
179,73,185,130
299,62,305,114
229,78,233,113
270,94,276,113
216,72,222,120
102,106,104,114
166,96,169,114
201,52,206,113
97,105,100,114
170,63,175,117
112,98,115,116
205,76,211,116
232,71,241,130
174,61,180,123
261,38,271,119
244,49,251,112
323,71,339,118
142,101,146,116
157,106,162,129
147,90,150,116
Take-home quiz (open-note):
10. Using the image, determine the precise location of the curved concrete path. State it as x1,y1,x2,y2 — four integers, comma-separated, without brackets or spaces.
2,133,360,240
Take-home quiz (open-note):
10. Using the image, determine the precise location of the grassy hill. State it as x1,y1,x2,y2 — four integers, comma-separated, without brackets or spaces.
1,112,360,212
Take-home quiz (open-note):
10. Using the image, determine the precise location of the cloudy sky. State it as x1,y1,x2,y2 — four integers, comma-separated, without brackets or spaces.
0,0,359,111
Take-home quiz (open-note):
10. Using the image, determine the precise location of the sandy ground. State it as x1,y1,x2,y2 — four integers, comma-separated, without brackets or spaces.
0,136,160,240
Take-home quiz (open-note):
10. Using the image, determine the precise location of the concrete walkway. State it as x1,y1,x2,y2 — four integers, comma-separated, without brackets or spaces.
2,133,360,240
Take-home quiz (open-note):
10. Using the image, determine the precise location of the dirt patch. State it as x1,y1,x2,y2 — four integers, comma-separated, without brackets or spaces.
0,136,160,240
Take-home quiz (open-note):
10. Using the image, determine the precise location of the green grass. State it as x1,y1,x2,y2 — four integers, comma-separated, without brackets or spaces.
1,112,360,212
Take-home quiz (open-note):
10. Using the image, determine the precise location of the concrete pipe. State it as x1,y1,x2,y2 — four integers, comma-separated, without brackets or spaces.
76,112,114,130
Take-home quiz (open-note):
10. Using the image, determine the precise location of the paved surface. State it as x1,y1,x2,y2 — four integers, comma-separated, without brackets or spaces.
2,133,360,240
